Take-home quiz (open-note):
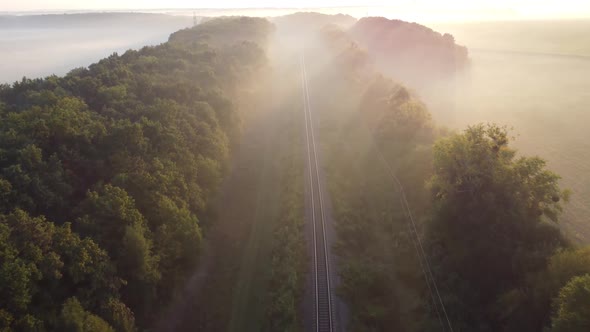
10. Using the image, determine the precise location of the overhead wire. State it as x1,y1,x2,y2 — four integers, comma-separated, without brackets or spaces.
371,133,454,332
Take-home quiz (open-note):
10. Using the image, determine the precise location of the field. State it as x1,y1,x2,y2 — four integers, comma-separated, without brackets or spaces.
425,20,590,242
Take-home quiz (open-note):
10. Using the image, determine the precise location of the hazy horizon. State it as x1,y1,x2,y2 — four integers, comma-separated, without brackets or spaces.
2,1,590,23
2,10,590,332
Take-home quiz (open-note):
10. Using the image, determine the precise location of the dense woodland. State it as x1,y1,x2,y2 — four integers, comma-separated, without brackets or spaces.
0,17,272,331
0,12,589,332
311,17,590,332
350,17,469,88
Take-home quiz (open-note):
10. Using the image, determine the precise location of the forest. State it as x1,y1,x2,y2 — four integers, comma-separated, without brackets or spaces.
311,17,590,332
350,17,469,88
0,12,589,332
0,17,273,331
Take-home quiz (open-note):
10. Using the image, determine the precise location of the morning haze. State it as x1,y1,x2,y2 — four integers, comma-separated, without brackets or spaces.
0,2,589,332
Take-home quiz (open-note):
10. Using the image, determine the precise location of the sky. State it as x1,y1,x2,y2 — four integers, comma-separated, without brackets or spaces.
2,0,590,21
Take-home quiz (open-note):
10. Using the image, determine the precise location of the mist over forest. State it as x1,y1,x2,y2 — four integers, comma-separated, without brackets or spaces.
0,9,589,332
0,13,193,83
424,21,590,241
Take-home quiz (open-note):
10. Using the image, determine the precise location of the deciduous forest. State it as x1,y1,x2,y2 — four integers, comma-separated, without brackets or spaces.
0,12,589,332
0,17,272,331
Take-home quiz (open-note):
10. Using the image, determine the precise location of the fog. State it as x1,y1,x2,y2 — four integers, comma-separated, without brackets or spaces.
420,21,590,241
2,13,589,242
0,14,192,83
2,12,590,331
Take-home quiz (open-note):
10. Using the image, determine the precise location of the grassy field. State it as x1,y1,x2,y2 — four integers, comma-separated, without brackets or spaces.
431,20,590,57
420,20,590,242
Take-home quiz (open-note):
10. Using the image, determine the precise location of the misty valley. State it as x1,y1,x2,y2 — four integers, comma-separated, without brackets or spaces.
0,10,589,332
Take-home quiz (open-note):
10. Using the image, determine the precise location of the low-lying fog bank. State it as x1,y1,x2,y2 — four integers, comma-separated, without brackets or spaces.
0,13,192,83
421,21,590,241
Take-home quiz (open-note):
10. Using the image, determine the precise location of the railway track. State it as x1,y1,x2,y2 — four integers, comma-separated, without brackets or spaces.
300,54,335,332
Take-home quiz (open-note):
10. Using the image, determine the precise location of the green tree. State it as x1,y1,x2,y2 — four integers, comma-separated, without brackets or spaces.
76,184,158,284
60,297,114,332
0,16,272,328
550,275,590,332
0,209,127,330
428,124,569,330
76,184,159,319
500,247,590,331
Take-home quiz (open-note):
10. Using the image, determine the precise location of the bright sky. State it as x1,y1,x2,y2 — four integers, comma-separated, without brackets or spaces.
2,0,590,21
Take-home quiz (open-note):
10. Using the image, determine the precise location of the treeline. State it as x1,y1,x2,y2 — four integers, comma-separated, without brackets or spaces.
264,94,307,332
316,23,590,331
316,27,439,330
272,12,356,36
0,17,272,331
427,125,583,332
350,17,469,87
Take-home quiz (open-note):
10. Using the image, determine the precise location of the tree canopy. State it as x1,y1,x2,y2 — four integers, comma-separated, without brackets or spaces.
0,17,272,330
550,274,590,332
427,124,572,331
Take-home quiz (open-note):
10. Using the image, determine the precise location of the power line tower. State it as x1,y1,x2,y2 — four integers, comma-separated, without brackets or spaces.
193,11,197,27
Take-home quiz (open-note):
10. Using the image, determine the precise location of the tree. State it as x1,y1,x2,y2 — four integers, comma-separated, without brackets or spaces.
427,124,569,330
0,16,272,328
501,247,590,331
0,209,127,331
550,275,590,332
60,297,114,332
76,184,159,320
75,184,158,282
